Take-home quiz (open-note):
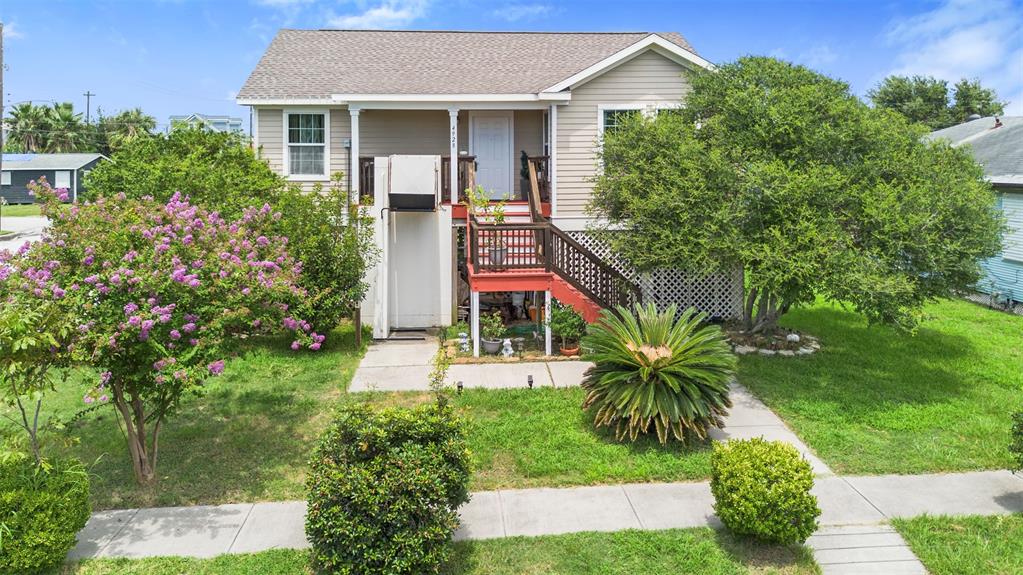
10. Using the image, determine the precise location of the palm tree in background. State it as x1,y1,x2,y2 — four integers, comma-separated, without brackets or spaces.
6,102,49,152
100,108,156,153
44,102,88,153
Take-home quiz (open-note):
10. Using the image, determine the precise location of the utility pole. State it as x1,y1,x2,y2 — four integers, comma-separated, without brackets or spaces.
1,22,5,188
83,90,95,124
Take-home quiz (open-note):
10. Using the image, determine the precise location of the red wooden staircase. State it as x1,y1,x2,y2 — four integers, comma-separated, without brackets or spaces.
465,160,640,322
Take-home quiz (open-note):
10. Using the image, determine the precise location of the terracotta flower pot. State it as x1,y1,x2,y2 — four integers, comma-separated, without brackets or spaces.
559,344,580,357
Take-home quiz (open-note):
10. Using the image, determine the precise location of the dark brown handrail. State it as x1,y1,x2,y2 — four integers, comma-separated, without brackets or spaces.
467,210,640,310
442,156,477,203
358,157,375,201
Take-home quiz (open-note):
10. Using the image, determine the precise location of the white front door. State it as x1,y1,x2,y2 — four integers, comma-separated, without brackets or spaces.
471,112,513,199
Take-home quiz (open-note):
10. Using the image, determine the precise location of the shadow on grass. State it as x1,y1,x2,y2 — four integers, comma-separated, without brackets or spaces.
738,303,982,414
44,324,368,510
713,529,818,573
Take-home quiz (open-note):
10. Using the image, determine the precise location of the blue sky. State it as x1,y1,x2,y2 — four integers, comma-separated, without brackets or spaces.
2,0,1021,132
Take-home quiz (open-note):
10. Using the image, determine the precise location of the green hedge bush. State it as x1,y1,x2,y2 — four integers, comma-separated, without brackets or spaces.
0,457,91,573
306,402,471,574
1010,411,1023,471
711,438,819,544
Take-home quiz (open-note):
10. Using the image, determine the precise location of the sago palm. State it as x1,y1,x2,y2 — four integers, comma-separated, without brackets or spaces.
581,303,736,444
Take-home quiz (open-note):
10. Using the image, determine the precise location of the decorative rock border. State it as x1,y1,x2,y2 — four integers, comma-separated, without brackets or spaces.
730,333,820,357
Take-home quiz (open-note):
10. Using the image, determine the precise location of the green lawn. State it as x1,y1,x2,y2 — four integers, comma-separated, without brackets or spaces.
893,514,1023,575
0,203,43,217
739,299,1023,475
362,386,713,491
1,324,366,510
61,528,818,574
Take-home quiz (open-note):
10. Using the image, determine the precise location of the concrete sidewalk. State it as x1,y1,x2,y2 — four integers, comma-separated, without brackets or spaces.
70,470,1023,562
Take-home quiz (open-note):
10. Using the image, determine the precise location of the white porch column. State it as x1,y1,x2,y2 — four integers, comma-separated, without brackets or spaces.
549,104,558,217
471,291,480,357
448,107,459,204
544,291,552,356
349,107,361,202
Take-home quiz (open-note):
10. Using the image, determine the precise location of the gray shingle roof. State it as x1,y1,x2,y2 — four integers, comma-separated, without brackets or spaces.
929,116,1023,184
1,153,105,171
237,29,698,100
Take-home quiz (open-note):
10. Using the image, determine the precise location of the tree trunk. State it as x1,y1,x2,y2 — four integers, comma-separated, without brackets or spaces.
742,289,790,335
110,380,159,485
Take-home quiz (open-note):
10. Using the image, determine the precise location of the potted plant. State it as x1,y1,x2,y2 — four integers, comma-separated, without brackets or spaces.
480,310,505,354
549,300,586,356
464,185,509,266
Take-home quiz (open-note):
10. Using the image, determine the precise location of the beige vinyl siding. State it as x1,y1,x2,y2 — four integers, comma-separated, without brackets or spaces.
255,107,351,191
514,110,544,197
361,110,449,157
256,108,284,174
555,49,690,217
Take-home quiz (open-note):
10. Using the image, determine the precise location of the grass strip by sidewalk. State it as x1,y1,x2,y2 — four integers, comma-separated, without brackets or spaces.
60,527,818,574
739,299,1023,475
893,514,1023,575
0,324,367,511
1,203,44,217
362,386,713,491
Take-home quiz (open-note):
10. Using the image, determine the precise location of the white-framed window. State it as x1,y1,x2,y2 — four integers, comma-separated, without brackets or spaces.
283,109,330,180
600,108,642,136
1,171,10,186
55,170,71,189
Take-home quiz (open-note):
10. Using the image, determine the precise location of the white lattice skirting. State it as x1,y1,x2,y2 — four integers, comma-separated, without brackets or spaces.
566,231,744,320
963,291,1023,316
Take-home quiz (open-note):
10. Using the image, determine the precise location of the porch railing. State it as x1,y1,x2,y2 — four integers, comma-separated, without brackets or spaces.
358,157,375,202
441,156,477,203
525,155,551,203
468,214,640,310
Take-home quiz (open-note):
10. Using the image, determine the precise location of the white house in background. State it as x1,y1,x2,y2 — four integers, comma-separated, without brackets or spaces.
237,29,742,355
168,113,244,134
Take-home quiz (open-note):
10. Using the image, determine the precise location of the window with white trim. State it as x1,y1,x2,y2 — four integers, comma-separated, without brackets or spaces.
601,108,642,135
55,171,71,189
286,113,326,177
1,171,10,186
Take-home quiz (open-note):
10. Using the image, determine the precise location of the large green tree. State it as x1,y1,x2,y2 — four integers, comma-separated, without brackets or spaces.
5,103,49,153
869,75,1005,129
591,57,1004,333
83,126,283,215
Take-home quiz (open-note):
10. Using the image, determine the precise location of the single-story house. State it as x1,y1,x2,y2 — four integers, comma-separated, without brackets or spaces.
0,153,106,204
930,116,1023,314
237,29,743,354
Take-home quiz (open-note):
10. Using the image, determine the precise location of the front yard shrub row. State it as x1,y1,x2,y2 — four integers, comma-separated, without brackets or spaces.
306,402,470,574
711,438,820,544
0,456,91,574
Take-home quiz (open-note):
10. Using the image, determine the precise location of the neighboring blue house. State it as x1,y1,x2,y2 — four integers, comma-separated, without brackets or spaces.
930,116,1023,313
0,153,107,204
168,113,244,134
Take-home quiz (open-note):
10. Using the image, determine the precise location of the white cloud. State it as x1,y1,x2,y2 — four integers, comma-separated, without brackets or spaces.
883,0,1023,114
799,44,838,69
1,21,24,40
326,0,429,29
491,3,552,22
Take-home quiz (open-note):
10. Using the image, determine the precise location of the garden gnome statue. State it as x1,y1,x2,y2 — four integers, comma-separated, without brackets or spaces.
501,338,514,357
458,332,469,353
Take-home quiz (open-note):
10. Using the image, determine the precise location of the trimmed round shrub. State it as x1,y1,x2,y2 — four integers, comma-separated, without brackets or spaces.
711,438,820,544
0,457,91,573
306,402,471,575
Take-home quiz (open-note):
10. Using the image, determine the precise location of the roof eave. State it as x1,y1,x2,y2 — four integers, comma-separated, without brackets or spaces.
540,34,714,94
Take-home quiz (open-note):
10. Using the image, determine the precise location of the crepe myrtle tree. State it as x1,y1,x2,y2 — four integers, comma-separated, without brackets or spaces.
7,178,320,484
591,56,1004,333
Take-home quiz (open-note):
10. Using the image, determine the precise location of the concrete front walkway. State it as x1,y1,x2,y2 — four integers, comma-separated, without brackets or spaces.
71,470,1023,567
